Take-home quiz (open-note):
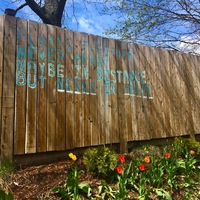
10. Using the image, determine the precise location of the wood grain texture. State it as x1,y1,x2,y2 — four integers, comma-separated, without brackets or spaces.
1,16,16,158
25,20,38,154
47,24,57,151
37,22,47,152
14,18,27,154
65,29,75,149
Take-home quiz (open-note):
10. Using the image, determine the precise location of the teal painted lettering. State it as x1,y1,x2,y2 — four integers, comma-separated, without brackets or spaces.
128,50,133,58
104,70,110,81
57,36,62,49
140,71,146,84
74,53,81,65
129,71,135,85
90,81,96,93
110,83,116,94
48,47,55,63
48,35,55,46
135,70,141,82
83,41,87,52
28,46,37,61
116,70,122,83
124,85,130,93
38,75,46,88
90,55,96,65
28,62,37,88
82,66,88,80
57,64,64,77
129,85,134,95
48,63,55,77
123,70,129,84
122,49,126,59
66,78,72,91
39,63,45,76
17,46,26,60
16,71,26,85
105,81,110,94
38,48,45,62
97,67,103,81
97,57,103,68
17,60,26,71
111,70,116,83
28,72,37,88
116,50,120,57
74,65,81,80
28,31,35,46
57,77,64,90
66,39,73,52
82,81,89,93
75,80,81,92
39,36,45,46
82,53,87,65
57,49,64,63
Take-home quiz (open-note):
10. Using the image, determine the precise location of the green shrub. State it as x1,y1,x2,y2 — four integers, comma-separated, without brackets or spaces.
83,147,118,177
173,137,200,159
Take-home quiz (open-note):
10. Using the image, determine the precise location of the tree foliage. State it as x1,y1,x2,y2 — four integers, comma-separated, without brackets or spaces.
104,0,200,54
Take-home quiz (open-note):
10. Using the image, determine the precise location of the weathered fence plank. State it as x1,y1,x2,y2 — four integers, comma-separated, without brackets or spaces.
89,34,99,145
0,15,4,152
65,29,75,149
37,22,48,152
47,24,57,151
1,16,16,158
25,20,38,154
15,18,27,155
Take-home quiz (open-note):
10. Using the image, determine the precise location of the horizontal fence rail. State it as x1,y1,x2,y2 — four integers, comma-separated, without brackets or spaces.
0,14,200,158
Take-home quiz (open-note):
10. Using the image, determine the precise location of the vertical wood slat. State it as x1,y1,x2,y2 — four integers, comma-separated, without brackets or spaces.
103,38,111,144
82,33,91,147
15,18,27,155
89,34,99,145
97,36,105,145
122,41,132,142
65,29,74,149
26,20,38,154
116,40,127,153
47,25,57,151
56,27,66,150
0,15,4,152
1,16,16,158
127,43,137,141
109,39,119,143
37,22,47,152
73,31,82,147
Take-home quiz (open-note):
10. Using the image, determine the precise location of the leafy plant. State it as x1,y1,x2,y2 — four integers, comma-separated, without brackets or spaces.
53,153,91,199
0,190,14,200
0,157,14,179
83,147,118,177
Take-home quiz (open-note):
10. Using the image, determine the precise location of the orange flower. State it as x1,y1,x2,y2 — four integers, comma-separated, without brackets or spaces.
164,152,170,159
116,166,123,174
119,155,125,163
144,156,150,163
139,164,145,171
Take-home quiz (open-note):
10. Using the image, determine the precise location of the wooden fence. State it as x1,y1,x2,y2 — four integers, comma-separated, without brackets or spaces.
0,14,200,159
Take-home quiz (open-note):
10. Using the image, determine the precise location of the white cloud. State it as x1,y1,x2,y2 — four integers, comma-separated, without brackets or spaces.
178,36,200,55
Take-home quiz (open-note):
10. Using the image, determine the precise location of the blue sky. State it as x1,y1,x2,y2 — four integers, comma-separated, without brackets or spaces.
0,0,117,38
0,0,199,53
